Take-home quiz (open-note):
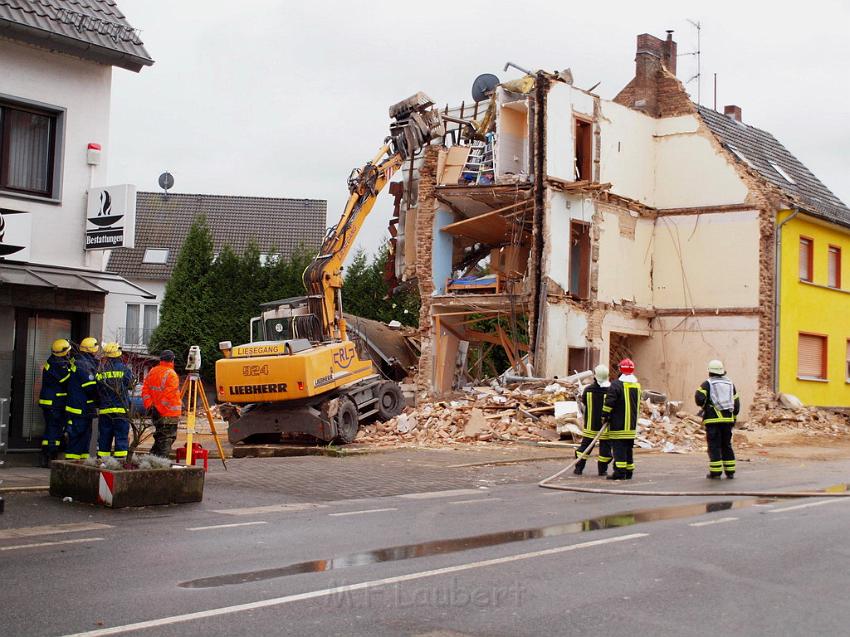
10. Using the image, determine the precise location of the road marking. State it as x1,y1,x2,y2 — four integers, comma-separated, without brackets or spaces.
398,488,484,500
0,522,112,540
186,521,268,531
768,499,849,514
328,508,398,517
61,532,648,636
1,537,105,552
689,517,738,527
213,503,328,516
448,497,503,505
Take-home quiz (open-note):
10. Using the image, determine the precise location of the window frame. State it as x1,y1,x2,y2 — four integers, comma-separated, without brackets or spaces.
797,331,828,382
0,93,65,202
142,248,170,264
828,244,841,289
799,236,814,283
574,117,593,182
846,339,850,384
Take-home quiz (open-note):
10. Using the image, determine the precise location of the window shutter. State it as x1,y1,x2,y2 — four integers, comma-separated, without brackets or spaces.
798,334,825,379
846,341,850,381
799,239,812,281
828,248,840,288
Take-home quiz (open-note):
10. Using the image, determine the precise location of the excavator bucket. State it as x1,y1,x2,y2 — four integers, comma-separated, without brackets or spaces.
388,92,444,160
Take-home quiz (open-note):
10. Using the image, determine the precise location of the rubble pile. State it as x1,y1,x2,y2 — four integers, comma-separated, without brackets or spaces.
355,378,711,451
635,397,707,453
355,380,578,447
746,391,850,437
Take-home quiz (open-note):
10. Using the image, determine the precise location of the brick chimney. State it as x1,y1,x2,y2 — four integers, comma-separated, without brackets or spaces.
724,104,743,123
631,31,677,116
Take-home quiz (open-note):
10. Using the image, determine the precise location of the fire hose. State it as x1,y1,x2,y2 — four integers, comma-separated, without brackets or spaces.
539,424,850,498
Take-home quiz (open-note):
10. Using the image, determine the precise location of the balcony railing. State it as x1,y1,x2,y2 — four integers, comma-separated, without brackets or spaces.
116,327,156,350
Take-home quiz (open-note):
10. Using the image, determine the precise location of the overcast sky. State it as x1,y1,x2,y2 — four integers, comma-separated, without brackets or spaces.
109,0,850,259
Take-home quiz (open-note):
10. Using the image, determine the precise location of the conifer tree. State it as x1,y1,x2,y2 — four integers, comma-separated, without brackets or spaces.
148,216,215,376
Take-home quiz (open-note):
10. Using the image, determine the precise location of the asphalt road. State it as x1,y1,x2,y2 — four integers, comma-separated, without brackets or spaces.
1,452,849,637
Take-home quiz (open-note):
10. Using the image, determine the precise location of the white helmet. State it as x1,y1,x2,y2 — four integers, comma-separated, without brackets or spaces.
594,364,609,384
708,359,725,375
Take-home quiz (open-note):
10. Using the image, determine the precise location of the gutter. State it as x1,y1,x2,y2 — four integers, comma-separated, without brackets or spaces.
773,208,800,393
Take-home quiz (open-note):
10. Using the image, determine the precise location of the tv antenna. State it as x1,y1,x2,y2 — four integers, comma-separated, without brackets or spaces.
678,19,702,105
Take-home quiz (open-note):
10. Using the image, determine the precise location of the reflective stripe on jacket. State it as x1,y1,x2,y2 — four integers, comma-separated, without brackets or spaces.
96,359,134,415
695,377,740,425
141,361,182,417
65,354,99,415
39,355,71,410
581,382,610,439
603,376,641,440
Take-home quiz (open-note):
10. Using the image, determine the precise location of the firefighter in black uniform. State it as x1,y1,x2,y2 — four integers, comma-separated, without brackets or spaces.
574,365,613,476
695,359,740,479
38,339,72,467
602,358,641,480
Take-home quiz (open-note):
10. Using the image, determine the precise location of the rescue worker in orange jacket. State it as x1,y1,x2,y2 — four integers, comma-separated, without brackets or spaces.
141,349,182,457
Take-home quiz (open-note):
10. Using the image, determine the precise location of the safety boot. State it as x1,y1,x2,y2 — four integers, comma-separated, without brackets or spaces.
725,473,735,479
607,472,626,481
573,458,586,476
706,473,722,480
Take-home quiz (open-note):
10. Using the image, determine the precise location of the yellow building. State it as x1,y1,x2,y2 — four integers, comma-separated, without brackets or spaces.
777,210,850,406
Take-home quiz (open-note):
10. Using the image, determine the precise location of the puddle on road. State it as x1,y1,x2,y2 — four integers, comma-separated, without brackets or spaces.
178,497,770,589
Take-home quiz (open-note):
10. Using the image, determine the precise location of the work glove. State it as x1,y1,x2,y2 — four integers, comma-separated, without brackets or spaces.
147,406,160,419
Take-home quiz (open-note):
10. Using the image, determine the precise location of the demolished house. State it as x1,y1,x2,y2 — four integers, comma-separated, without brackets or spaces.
389,31,850,416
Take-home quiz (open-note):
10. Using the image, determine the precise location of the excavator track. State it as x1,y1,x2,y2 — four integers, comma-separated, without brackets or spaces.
224,376,405,445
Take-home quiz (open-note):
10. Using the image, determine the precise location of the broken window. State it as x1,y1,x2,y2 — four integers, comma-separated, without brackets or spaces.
567,347,599,375
799,237,813,282
574,118,593,181
797,332,827,380
569,221,591,299
828,245,841,289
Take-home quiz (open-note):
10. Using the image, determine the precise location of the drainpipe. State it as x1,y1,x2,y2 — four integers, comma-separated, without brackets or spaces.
773,208,800,393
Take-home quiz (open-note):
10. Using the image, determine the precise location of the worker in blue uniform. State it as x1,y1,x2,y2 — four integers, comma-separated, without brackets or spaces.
96,343,134,461
38,339,72,467
64,337,100,460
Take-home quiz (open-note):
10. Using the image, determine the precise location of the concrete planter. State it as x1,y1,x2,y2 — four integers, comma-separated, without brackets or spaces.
49,460,204,508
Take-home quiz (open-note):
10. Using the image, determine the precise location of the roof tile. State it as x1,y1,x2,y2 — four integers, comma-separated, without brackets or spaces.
698,105,850,226
107,192,327,281
0,0,153,70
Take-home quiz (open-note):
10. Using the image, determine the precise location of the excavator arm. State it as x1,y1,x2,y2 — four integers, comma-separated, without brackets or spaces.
303,92,444,342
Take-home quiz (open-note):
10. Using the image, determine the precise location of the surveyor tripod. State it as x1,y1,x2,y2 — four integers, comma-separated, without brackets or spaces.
179,373,227,470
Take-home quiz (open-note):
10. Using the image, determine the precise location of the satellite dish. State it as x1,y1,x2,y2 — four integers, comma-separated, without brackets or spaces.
471,73,500,102
158,171,174,192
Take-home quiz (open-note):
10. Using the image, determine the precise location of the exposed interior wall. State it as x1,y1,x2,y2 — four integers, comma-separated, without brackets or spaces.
496,95,529,180
545,83,595,181
633,314,759,417
595,205,653,306
541,305,589,378
598,101,656,205
652,210,761,309
654,119,750,208
432,208,456,294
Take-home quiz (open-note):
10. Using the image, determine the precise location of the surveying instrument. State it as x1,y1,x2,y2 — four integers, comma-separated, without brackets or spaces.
180,346,227,469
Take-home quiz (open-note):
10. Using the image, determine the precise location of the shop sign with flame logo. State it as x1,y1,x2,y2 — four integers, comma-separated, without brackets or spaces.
0,208,29,260
85,185,136,250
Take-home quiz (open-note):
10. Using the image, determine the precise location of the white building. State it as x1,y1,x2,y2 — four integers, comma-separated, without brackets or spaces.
0,0,152,450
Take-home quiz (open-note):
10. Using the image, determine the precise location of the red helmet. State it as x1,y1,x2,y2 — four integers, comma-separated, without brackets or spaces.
618,358,635,374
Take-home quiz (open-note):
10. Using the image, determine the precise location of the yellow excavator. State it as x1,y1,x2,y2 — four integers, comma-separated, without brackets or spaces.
215,93,443,444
